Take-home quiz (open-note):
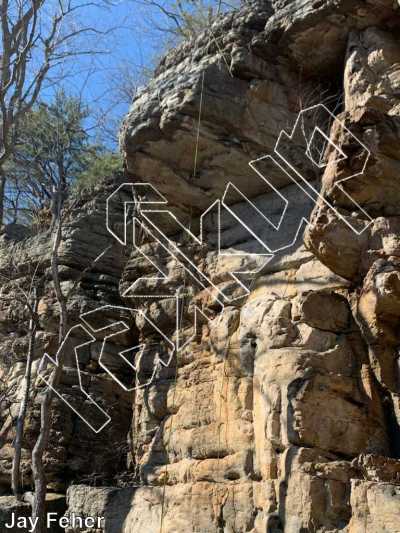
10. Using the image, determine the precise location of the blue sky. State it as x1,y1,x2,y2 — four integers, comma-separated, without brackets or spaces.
44,0,170,147
42,0,236,147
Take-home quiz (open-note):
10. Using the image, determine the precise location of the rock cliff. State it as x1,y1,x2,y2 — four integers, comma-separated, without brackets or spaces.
1,0,400,532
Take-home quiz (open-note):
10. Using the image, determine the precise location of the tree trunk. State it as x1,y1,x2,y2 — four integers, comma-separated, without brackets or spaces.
31,200,67,533
12,289,39,500
0,167,6,227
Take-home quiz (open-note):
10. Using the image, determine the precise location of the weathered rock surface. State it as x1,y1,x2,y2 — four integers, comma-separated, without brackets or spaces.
0,180,134,491
1,0,400,532
0,497,30,533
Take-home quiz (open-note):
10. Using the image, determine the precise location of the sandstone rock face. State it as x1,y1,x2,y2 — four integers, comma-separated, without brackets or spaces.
2,1,400,532
0,180,133,491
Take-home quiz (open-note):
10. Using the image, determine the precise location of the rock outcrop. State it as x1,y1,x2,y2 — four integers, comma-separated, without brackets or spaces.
1,0,400,532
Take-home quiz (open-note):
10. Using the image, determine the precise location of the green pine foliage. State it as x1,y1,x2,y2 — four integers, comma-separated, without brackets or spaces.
73,151,123,194
5,91,122,225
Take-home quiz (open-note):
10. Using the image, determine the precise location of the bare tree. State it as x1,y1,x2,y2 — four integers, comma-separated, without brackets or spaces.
31,187,68,532
0,0,111,224
132,0,239,40
11,287,39,499
0,262,42,498
31,188,113,532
